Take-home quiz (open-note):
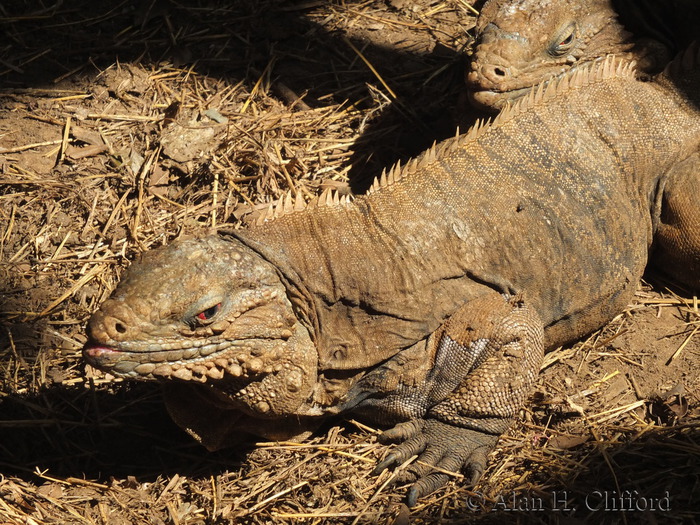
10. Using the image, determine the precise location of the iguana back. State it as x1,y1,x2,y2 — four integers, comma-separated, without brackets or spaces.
235,58,697,364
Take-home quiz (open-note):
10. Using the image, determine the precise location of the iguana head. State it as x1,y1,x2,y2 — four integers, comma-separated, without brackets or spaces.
84,236,321,444
467,0,634,110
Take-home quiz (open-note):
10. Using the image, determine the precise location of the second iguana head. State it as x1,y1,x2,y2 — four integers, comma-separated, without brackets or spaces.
467,0,637,110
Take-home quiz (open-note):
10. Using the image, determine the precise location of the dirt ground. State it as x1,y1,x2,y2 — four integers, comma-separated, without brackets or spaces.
1,1,698,524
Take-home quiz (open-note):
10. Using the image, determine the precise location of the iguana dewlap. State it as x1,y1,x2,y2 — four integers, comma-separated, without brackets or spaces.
84,53,700,505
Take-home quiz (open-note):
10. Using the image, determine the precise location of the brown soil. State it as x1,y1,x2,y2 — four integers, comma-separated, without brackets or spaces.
1,1,698,524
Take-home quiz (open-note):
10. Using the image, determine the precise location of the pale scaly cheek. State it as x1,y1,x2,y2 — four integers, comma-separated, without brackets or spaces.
211,323,318,417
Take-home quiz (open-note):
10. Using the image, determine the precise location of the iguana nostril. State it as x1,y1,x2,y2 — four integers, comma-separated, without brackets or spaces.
478,63,511,84
115,321,127,334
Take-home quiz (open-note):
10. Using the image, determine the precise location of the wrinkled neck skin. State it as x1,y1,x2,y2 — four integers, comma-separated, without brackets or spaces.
84,237,323,430
468,0,638,111
83,231,441,446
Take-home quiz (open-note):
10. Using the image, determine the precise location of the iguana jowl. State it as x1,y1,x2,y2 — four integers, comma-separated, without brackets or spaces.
84,52,700,505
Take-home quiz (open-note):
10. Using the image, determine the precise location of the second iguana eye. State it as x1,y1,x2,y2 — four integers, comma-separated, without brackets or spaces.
195,303,221,322
549,24,576,56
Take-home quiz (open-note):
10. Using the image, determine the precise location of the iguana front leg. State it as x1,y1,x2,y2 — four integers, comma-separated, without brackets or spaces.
654,152,700,290
344,292,544,505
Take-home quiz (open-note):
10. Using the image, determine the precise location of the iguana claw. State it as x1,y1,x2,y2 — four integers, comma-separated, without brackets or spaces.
373,419,498,507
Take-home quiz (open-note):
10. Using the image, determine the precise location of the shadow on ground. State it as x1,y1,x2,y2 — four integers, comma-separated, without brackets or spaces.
1,383,698,523
1,2,699,523
0,382,244,480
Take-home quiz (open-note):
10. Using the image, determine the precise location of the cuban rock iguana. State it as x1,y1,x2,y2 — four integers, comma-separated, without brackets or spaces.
467,0,700,290
84,51,700,505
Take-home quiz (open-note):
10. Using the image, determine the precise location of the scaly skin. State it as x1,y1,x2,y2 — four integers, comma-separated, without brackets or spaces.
468,0,700,290
84,53,700,504
85,238,321,442
468,0,700,111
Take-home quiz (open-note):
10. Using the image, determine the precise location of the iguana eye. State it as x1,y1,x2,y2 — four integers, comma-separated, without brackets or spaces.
195,303,221,322
549,24,576,56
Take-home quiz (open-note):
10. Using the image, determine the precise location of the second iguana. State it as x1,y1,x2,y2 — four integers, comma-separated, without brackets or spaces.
84,52,700,505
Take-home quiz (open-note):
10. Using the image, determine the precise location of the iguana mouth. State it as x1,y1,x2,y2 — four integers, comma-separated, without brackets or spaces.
468,58,605,111
83,338,278,383
468,66,576,111
468,84,536,111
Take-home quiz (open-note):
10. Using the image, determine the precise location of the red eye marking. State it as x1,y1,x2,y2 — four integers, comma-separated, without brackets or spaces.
196,303,221,321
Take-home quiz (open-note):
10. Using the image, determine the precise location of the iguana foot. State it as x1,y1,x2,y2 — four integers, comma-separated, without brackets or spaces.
373,419,498,507
351,293,543,505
